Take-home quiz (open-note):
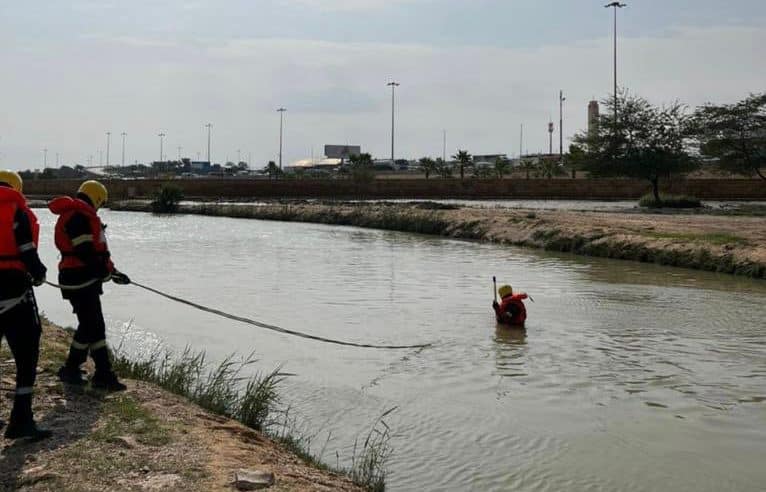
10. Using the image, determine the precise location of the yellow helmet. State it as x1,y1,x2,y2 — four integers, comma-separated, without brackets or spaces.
78,180,108,209
0,170,23,193
498,284,513,298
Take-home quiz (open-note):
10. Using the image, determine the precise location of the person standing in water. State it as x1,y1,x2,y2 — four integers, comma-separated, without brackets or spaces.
493,284,528,327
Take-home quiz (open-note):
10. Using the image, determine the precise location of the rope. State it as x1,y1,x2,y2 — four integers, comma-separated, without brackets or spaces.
43,277,429,350
44,278,102,291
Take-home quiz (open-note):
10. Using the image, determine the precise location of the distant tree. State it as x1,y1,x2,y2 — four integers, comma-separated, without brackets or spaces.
419,157,438,179
572,91,698,202
348,153,375,183
534,158,567,179
437,158,453,178
263,161,282,180
494,157,511,179
452,150,472,180
690,92,766,181
565,144,587,178
237,161,249,171
519,159,536,180
472,163,493,179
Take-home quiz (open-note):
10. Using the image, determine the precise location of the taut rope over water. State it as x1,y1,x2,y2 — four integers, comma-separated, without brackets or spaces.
44,279,431,350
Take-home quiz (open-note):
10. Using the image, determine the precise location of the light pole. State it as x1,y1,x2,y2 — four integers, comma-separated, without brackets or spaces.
237,149,241,164
158,133,166,162
205,123,212,164
442,129,447,163
121,132,127,167
559,90,566,160
277,108,286,170
105,132,111,167
605,2,627,120
56,152,59,167
548,121,554,155
178,146,182,161
387,81,400,163
43,148,48,167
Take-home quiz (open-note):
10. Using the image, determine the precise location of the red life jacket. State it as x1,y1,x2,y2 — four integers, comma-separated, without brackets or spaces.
497,293,528,327
49,196,114,272
0,187,39,272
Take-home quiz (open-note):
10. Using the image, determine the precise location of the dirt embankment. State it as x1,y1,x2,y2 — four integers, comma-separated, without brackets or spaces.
0,321,362,491
112,201,766,279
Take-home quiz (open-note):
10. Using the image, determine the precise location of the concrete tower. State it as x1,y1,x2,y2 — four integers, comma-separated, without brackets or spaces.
588,100,600,139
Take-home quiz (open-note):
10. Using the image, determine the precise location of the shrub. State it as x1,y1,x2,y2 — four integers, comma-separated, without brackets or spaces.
638,193,702,209
151,185,184,213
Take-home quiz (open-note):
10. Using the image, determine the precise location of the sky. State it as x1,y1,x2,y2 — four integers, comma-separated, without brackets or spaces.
1,0,765,169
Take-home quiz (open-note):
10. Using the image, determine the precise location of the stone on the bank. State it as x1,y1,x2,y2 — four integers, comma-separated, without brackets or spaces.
234,469,275,490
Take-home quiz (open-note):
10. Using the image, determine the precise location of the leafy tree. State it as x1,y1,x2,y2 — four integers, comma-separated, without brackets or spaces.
690,92,766,181
348,153,375,183
151,185,184,213
572,91,698,202
494,157,511,179
452,150,472,180
263,161,282,180
519,158,536,180
534,158,566,179
565,144,587,178
419,157,438,179
472,164,494,179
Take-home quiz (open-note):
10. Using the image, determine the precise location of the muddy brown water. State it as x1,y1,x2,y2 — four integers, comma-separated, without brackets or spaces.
34,211,766,491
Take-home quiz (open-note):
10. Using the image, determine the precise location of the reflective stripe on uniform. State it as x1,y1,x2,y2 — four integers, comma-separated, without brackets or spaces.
18,241,35,252
90,339,107,350
15,387,33,395
71,234,94,246
70,340,89,350
0,293,27,315
12,221,18,230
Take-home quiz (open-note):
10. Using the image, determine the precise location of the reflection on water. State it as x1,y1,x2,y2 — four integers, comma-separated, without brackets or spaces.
30,210,766,492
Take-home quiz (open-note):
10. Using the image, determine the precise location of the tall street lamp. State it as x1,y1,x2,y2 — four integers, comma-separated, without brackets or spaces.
43,148,48,167
559,90,566,160
121,132,127,167
158,133,166,162
387,81,400,163
605,2,627,120
277,108,287,170
105,132,112,167
205,123,213,164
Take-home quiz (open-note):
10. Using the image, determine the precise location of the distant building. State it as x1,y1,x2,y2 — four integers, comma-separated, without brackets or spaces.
588,100,600,139
473,154,508,164
190,161,211,173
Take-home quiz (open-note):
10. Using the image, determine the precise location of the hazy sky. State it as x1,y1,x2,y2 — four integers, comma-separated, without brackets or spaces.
1,1,764,169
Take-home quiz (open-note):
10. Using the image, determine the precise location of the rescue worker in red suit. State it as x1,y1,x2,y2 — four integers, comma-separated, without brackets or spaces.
49,180,130,391
0,170,51,440
493,284,528,327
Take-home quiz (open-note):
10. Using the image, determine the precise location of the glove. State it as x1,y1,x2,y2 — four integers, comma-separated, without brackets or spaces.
32,273,46,287
112,271,131,285
492,301,499,310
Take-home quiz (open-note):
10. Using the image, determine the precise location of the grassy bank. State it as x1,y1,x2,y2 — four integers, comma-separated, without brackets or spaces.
0,320,386,491
112,200,766,279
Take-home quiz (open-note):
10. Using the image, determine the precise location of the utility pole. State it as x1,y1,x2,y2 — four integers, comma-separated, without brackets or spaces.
121,132,127,167
55,152,59,167
205,123,212,164
277,108,286,170
237,149,241,163
442,129,447,163
99,149,103,167
43,148,48,167
559,90,566,160
605,2,627,121
158,133,166,162
548,121,554,155
88,155,93,167
105,132,111,167
177,146,182,161
387,81,400,163
519,124,524,159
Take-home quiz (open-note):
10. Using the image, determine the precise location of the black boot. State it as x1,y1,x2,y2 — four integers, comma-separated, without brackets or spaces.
91,371,127,392
58,366,87,386
4,394,51,441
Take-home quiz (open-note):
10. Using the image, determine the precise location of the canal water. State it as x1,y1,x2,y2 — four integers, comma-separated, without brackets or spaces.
33,210,766,491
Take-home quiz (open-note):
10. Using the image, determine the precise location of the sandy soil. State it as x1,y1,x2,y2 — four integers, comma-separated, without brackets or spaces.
0,321,362,491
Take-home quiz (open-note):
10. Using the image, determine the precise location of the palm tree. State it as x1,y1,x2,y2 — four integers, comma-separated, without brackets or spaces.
418,157,437,179
519,158,536,180
452,150,472,180
436,158,453,178
494,157,511,179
